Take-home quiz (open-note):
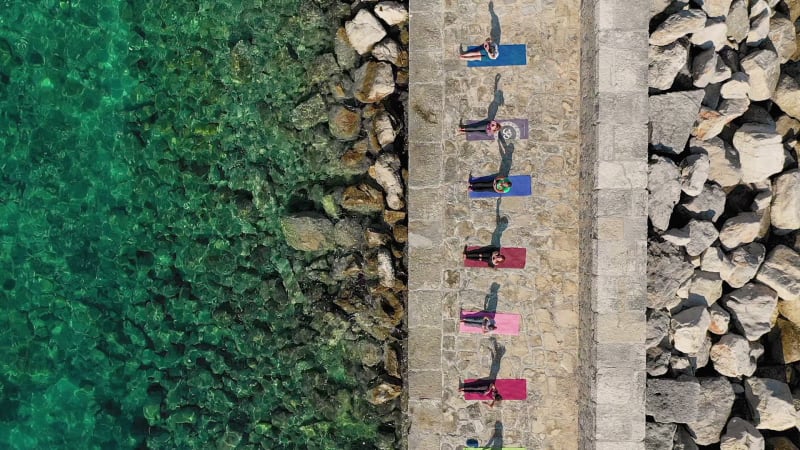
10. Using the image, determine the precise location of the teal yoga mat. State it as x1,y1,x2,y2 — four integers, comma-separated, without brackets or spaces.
467,44,527,67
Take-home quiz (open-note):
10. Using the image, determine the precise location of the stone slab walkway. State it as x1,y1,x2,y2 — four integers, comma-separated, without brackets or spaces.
407,0,582,448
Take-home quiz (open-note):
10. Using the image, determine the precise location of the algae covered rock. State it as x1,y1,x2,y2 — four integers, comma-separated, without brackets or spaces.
291,94,327,130
280,213,335,252
328,105,361,141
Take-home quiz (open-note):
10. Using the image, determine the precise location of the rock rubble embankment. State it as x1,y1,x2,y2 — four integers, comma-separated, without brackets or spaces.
647,0,800,447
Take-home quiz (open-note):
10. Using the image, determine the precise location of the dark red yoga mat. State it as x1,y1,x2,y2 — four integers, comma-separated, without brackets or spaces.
462,379,527,400
463,247,526,269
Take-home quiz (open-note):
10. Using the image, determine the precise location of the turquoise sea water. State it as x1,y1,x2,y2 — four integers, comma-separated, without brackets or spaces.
0,1,386,448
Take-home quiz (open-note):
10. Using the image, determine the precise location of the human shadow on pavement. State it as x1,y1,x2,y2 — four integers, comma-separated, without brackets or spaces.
497,133,515,178
487,73,504,120
489,1,502,45
490,198,509,248
483,282,501,312
485,421,504,449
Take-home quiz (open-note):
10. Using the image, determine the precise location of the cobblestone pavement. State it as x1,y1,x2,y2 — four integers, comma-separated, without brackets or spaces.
407,0,582,448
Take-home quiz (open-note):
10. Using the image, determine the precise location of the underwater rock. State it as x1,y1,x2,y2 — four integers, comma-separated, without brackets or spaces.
368,153,404,210
307,53,339,85
341,184,385,215
280,213,335,252
339,139,373,176
291,94,327,130
328,73,354,101
384,345,400,378
328,105,362,141
333,218,365,249
353,61,395,104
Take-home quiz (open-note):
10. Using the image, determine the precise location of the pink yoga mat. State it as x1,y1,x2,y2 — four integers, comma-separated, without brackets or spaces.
463,379,527,400
459,311,521,335
463,247,527,269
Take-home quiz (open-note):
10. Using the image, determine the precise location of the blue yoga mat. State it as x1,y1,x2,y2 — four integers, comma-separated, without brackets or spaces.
466,44,527,67
469,175,532,198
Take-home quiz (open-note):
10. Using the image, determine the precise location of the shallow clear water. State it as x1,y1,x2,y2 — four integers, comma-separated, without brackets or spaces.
0,1,381,448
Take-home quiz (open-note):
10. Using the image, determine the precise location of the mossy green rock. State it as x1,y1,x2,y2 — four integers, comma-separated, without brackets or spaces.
291,94,328,130
280,213,336,251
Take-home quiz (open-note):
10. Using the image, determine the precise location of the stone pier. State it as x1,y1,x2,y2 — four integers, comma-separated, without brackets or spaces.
406,0,648,448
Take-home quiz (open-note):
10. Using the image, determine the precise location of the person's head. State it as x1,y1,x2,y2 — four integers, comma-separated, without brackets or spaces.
487,43,498,58
489,121,502,132
493,254,506,264
487,323,497,331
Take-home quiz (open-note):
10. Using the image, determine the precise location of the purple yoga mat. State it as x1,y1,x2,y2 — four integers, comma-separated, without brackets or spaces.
465,119,529,141
463,379,527,400
459,311,521,335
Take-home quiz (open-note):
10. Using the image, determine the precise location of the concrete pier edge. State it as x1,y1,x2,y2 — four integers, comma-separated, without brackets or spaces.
406,0,648,447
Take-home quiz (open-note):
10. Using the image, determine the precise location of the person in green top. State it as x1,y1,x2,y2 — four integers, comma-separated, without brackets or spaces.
468,176,512,194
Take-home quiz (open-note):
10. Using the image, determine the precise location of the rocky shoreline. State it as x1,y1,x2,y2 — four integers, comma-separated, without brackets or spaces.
647,0,800,447
280,1,410,447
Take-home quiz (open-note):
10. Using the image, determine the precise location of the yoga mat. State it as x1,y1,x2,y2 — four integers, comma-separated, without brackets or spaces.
469,175,532,198
463,247,526,269
465,118,529,141
466,44,528,67
463,379,527,400
460,311,521,335
476,448,525,450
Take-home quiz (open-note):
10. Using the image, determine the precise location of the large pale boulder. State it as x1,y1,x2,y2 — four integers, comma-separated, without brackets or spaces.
769,15,797,63
756,245,800,301
648,155,682,230
691,20,729,51
650,90,705,154
709,303,731,334
681,183,726,222
726,0,749,43
689,137,741,187
710,333,763,377
689,270,723,306
646,422,677,449
746,0,771,45
720,72,750,99
672,306,711,353
650,9,708,45
744,377,798,431
371,38,404,67
374,1,408,26
732,123,785,183
724,243,766,288
701,246,734,279
680,153,710,196
650,41,689,91
774,318,800,363
685,377,736,445
280,214,335,252
778,298,800,326
647,310,671,348
770,170,800,233
345,9,387,55
353,61,395,104
740,49,780,101
718,212,761,250
719,417,764,450
372,111,397,148
773,73,800,121
723,282,779,340
646,378,703,423
692,48,721,88
698,0,733,17
649,240,696,309
692,98,750,141
368,153,404,210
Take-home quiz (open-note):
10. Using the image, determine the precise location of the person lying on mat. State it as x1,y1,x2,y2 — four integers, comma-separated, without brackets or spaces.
460,315,498,333
460,382,503,408
463,245,506,268
459,38,500,61
458,119,502,138
469,176,512,193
